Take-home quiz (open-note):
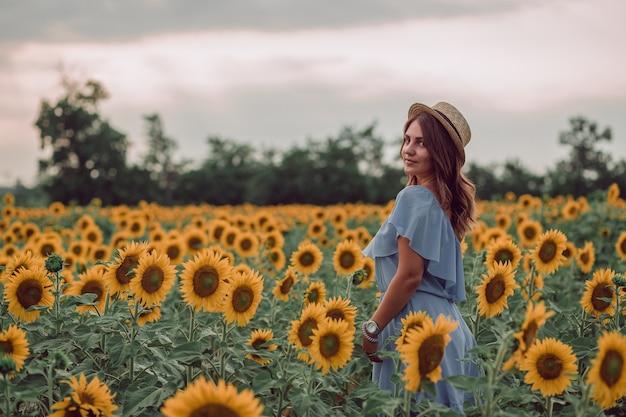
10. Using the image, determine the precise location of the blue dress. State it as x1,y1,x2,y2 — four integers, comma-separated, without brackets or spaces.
362,185,479,414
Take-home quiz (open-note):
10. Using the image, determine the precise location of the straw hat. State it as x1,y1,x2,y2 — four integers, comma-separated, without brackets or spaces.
407,102,471,162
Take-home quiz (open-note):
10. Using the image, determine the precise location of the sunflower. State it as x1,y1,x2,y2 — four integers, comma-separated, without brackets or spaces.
4,250,45,281
32,236,64,259
234,230,260,258
495,212,512,231
220,225,239,251
262,230,285,250
307,220,327,239
290,240,323,276
576,241,596,274
531,229,568,275
182,227,208,256
245,329,278,365
180,249,232,313
517,219,543,248
475,261,519,318
560,200,580,221
89,244,112,264
586,331,626,409
103,241,149,296
160,377,263,417
76,214,96,232
129,251,177,307
4,266,54,322
288,302,327,349
503,301,555,371
520,337,577,397
309,318,355,374
397,314,459,392
303,281,327,305
0,325,30,372
68,240,89,261
126,214,147,238
66,266,109,315
561,241,577,267
607,182,621,204
615,231,626,261
398,311,434,345
49,373,118,417
484,237,522,270
323,296,357,324
222,268,264,326
272,266,298,302
48,201,67,217
81,224,104,246
206,219,231,243
137,305,161,326
332,239,365,276
580,268,616,319
159,235,186,265
265,247,286,272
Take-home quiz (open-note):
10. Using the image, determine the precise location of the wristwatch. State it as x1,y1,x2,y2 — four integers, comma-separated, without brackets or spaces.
364,320,381,336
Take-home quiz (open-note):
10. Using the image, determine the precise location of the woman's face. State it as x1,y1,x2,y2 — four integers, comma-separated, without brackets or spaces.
402,119,433,180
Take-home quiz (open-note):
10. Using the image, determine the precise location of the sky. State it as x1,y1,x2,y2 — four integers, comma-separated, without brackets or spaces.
1,0,625,187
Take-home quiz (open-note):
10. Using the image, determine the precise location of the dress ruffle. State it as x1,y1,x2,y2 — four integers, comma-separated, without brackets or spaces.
362,185,466,302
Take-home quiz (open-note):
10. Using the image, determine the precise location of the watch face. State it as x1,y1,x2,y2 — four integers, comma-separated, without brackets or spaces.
366,322,378,334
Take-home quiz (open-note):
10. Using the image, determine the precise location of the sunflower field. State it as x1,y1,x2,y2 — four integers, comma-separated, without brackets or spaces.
0,183,625,417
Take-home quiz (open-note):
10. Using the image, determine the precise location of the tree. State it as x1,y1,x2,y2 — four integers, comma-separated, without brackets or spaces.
141,113,187,204
34,78,129,205
546,116,613,196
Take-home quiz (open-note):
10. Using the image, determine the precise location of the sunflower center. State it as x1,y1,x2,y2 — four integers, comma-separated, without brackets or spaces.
193,266,220,297
580,252,589,263
40,243,55,256
232,285,254,312
62,405,85,417
167,245,180,260
297,318,317,347
536,353,563,380
325,308,345,321
339,251,355,269
522,322,540,352
16,278,44,308
189,404,239,417
130,222,142,233
116,255,139,285
188,236,202,250
538,241,557,263
600,350,624,387
225,233,236,245
252,337,269,350
81,280,104,302
239,238,252,251
494,250,513,264
619,239,626,255
299,252,315,267
523,227,537,240
418,334,445,376
485,275,506,304
78,391,95,405
141,266,164,294
319,333,341,358
591,284,613,311
306,289,319,303
0,340,13,354
280,277,294,294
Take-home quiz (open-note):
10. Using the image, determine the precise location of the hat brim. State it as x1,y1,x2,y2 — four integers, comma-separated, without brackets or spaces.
408,103,466,162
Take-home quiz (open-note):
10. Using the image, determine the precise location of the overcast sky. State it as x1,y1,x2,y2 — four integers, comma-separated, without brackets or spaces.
1,0,625,187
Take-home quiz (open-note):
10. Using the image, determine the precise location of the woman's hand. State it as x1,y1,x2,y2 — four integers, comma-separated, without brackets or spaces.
362,336,383,363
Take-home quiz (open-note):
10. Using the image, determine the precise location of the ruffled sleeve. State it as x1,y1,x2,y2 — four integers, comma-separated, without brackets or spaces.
362,186,466,302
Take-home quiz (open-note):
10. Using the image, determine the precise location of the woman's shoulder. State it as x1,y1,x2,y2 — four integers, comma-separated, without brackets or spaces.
395,185,439,208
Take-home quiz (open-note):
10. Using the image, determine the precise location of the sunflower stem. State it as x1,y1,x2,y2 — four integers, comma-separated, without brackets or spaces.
46,361,54,413
129,300,140,382
52,270,62,334
545,395,553,417
527,264,536,301
186,306,196,386
613,282,621,331
4,374,13,417
402,387,412,417
219,315,228,381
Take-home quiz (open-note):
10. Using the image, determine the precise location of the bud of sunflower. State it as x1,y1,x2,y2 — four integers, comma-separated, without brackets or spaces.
612,274,626,288
351,269,366,285
45,253,64,273
0,355,16,376
50,350,70,370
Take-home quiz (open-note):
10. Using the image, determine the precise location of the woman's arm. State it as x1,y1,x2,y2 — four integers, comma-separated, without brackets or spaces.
362,236,425,360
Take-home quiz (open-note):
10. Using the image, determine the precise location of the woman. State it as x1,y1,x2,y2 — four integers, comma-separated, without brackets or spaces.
361,101,480,414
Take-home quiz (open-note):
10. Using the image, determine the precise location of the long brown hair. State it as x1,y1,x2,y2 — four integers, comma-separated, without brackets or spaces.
402,113,476,240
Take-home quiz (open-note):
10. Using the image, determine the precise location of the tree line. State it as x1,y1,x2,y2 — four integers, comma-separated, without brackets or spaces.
14,78,625,207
